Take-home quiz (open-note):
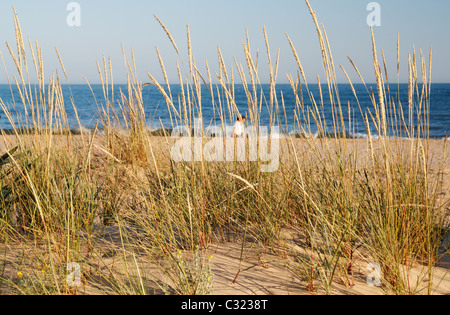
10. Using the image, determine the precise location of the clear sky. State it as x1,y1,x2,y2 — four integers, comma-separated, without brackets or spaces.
1,0,449,84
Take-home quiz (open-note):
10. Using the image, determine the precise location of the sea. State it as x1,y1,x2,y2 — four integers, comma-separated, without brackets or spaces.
0,83,448,139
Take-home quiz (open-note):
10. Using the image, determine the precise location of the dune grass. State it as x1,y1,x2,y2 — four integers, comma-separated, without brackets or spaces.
0,0,448,295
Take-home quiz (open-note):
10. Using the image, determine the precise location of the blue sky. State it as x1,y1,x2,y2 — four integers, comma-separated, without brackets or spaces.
1,0,449,84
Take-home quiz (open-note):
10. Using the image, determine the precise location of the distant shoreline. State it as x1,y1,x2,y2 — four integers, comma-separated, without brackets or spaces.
0,127,447,140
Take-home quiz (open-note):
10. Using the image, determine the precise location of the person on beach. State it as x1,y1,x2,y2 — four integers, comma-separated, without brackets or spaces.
233,116,246,138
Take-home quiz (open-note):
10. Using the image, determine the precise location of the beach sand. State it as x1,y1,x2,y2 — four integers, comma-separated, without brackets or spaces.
0,135,448,295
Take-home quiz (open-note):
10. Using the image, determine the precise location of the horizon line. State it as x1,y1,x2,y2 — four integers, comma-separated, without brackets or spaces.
1,82,449,86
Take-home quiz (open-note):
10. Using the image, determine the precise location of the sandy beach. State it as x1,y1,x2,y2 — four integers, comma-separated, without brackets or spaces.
0,134,448,295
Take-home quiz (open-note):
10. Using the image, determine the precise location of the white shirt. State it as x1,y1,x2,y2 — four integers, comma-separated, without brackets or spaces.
233,121,245,137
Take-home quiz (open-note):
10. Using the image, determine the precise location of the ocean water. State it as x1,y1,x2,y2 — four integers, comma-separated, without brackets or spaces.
0,83,448,139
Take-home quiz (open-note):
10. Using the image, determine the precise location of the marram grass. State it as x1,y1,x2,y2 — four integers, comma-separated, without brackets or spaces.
0,0,448,295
